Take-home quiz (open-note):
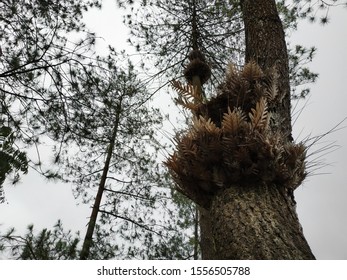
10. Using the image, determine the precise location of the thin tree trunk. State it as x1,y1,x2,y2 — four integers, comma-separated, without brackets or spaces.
193,205,199,259
187,1,212,257
191,0,200,51
79,104,122,260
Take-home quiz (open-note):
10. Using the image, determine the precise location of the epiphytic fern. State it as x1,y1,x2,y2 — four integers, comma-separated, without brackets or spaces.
221,107,246,135
170,80,202,112
242,60,264,81
166,61,307,208
249,97,269,131
192,115,221,135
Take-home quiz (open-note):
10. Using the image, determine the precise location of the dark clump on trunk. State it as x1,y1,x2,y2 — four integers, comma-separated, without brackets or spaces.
166,0,315,260
167,59,314,259
168,61,306,209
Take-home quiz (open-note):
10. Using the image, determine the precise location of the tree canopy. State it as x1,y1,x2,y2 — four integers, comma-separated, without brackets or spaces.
1,0,345,260
0,0,101,188
116,0,344,99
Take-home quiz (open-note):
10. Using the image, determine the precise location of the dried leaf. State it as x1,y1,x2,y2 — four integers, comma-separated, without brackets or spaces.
178,136,197,159
261,66,279,101
171,80,202,103
222,107,246,134
226,63,238,79
242,60,264,81
249,98,269,130
175,95,199,111
171,80,204,112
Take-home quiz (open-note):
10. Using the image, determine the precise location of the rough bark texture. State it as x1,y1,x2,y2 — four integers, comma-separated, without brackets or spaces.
241,0,292,139
210,184,315,259
199,206,216,259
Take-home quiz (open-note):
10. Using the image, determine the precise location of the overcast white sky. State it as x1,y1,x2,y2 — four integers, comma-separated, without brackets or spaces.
0,0,346,259
289,6,347,259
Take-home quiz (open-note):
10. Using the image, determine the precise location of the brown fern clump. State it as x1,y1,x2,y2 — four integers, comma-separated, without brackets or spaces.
166,62,307,208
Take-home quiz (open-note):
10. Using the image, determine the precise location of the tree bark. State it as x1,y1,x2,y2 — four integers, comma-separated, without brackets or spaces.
205,0,315,259
210,184,315,259
199,206,216,259
240,0,292,139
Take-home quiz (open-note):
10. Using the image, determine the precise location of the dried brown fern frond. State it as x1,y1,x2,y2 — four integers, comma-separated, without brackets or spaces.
283,143,307,167
171,79,203,112
192,115,221,135
177,135,198,159
225,63,242,90
222,107,246,134
249,97,269,131
171,80,202,102
264,79,278,101
242,60,264,81
175,95,200,112
263,68,279,101
226,63,239,78
165,152,180,174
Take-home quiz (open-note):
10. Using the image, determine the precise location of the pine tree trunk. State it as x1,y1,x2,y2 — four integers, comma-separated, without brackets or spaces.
240,0,292,138
210,184,314,259
199,206,216,259
79,102,122,260
167,0,315,260
205,0,315,260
